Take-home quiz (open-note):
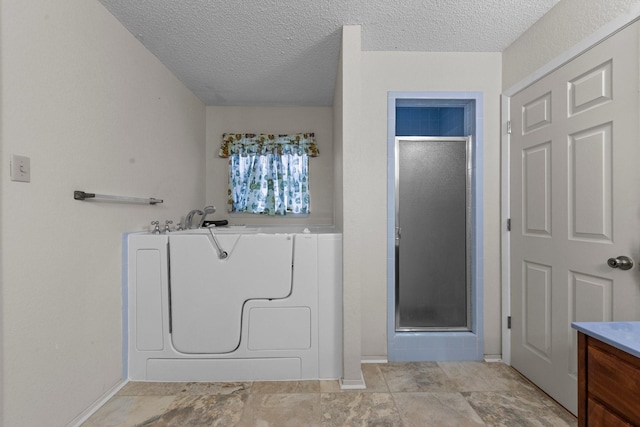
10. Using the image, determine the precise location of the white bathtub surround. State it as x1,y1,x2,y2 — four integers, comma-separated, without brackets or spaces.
127,227,342,382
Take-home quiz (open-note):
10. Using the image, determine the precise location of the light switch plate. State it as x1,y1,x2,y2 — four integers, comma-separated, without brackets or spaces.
10,154,30,182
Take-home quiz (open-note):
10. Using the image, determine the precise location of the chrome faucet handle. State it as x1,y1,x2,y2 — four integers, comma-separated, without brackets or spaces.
151,221,161,234
164,220,173,233
175,221,183,231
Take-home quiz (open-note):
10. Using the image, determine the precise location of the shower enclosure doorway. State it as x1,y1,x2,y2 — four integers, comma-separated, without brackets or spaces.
387,93,483,362
395,136,472,331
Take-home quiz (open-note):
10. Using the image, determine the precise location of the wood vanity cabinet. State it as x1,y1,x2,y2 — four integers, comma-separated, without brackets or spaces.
578,332,640,427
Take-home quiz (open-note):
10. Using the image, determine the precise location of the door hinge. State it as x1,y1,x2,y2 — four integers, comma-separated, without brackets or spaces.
507,121,512,134
507,218,511,231
507,316,512,329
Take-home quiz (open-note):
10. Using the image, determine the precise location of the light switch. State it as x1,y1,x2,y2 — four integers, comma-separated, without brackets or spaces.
10,154,30,182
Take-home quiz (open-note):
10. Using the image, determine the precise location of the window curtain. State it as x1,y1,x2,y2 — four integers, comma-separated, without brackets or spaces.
219,133,319,215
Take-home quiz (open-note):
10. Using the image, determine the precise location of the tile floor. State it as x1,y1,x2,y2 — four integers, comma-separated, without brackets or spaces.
82,361,577,426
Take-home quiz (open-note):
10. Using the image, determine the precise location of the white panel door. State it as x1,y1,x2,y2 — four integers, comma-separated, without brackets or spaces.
510,22,640,414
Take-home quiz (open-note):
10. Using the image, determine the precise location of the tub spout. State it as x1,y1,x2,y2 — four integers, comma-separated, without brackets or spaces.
184,209,203,229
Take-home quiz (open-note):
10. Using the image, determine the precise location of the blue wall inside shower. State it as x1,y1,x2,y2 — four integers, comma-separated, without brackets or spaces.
396,107,465,136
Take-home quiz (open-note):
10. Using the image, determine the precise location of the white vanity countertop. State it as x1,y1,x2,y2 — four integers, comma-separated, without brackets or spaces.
572,321,640,358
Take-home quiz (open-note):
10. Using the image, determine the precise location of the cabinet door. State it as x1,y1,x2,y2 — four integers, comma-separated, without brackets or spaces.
587,398,632,427
588,344,640,426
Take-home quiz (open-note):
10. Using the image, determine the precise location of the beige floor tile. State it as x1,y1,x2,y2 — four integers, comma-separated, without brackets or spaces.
438,361,535,392
321,392,403,427
151,393,246,426
463,389,577,427
251,380,320,394
393,392,486,427
117,381,189,396
81,396,175,427
237,393,321,427
319,379,341,393
82,362,579,427
183,381,251,395
360,363,390,392
380,362,460,392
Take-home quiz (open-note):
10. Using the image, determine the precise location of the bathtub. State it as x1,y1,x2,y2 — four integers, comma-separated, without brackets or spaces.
126,226,342,381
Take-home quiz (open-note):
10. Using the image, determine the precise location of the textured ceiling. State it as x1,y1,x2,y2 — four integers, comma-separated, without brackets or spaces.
98,0,560,106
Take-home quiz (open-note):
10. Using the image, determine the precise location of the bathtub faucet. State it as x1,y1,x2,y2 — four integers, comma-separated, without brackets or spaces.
184,205,217,229
184,209,203,229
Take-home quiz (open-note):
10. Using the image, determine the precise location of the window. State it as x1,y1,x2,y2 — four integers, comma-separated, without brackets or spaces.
219,133,319,215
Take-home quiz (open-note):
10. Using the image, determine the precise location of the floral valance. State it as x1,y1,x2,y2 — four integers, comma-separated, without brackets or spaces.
218,133,319,158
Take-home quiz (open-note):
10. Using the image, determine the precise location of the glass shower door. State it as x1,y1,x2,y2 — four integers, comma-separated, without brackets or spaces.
395,137,471,331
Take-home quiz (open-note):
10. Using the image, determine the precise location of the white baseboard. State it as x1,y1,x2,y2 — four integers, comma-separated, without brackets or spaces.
67,379,129,427
361,357,388,364
339,370,366,390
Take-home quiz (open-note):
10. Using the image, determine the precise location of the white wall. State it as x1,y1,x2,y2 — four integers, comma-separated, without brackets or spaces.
503,0,640,89
358,51,503,358
205,106,333,225
0,1,4,418
339,25,365,386
0,1,205,426
333,50,344,233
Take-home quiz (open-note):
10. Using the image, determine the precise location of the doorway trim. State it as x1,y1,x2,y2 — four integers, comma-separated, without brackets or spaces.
387,91,484,361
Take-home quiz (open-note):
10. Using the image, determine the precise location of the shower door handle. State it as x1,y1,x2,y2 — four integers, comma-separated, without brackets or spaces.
395,227,401,240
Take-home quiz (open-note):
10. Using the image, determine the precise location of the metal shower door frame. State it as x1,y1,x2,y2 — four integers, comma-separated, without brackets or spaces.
394,136,473,332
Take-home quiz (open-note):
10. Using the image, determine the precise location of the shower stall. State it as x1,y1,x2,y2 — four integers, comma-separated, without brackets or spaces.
394,136,471,331
387,93,483,361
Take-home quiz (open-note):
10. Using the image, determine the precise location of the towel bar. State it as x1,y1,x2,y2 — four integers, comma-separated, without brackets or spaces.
74,190,163,205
